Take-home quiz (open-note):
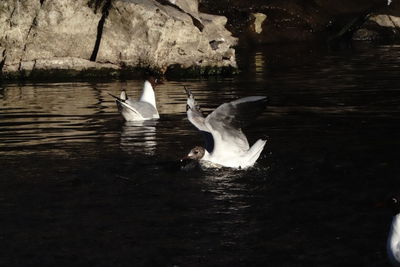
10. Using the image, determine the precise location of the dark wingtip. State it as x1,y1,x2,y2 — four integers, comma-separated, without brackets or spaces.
108,92,116,98
257,96,268,102
262,96,269,105
184,86,192,97
256,96,268,107
108,92,123,102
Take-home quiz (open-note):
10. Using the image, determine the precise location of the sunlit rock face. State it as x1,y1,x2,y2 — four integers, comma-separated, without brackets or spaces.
0,0,104,76
98,0,237,72
0,0,237,79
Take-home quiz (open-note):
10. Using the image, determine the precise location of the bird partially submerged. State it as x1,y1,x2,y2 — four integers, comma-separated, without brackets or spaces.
183,87,267,169
109,77,161,121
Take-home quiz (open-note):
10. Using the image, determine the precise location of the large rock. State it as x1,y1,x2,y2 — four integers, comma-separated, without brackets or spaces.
0,0,237,79
165,0,200,21
0,0,102,77
97,0,236,72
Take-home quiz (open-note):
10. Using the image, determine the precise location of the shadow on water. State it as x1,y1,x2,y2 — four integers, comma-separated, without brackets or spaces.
0,43,400,266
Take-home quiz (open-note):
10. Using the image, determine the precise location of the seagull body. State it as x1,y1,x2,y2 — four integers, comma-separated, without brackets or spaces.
388,198,400,266
110,79,159,121
184,88,267,169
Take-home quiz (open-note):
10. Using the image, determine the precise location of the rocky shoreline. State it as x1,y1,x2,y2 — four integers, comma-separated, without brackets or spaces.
1,0,400,80
0,0,237,80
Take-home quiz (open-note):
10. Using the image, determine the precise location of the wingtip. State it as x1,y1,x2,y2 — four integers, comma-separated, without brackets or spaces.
108,92,124,102
184,86,192,97
108,92,116,98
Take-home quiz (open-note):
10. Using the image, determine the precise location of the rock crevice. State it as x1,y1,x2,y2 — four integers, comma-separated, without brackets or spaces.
89,0,112,62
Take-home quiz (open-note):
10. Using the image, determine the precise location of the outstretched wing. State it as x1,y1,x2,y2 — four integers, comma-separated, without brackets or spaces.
185,87,214,153
205,96,267,156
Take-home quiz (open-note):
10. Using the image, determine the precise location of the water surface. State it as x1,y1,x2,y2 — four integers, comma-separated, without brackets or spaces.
1,44,399,266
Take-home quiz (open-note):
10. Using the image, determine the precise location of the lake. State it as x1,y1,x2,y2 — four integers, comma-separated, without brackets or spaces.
0,43,399,266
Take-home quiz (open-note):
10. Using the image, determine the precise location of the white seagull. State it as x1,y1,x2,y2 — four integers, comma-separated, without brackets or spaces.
109,77,160,121
183,87,267,169
388,196,400,266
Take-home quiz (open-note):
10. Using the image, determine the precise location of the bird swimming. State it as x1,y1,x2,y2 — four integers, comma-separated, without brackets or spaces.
182,87,267,169
109,77,160,121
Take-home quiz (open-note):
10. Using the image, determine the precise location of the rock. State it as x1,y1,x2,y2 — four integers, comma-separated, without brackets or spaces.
1,0,101,78
0,0,237,79
250,13,267,34
352,28,380,41
157,0,203,30
370,14,400,27
198,0,400,44
97,0,236,73
166,0,200,21
200,0,324,44
354,14,400,41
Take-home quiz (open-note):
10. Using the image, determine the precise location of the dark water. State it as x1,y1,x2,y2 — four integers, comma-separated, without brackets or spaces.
1,44,400,266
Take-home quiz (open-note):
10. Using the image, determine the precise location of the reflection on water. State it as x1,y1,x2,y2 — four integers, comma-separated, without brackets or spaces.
0,43,400,266
120,121,158,156
0,83,106,154
0,81,192,155
254,52,265,82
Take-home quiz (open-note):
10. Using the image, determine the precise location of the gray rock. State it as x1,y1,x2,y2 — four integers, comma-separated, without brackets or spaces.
249,13,267,34
98,0,236,71
352,28,380,41
369,14,400,28
353,14,400,41
164,0,203,31
0,0,237,79
167,0,199,17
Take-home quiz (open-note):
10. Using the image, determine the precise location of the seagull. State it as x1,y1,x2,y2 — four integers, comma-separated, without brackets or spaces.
388,196,400,266
109,77,160,121
183,87,267,169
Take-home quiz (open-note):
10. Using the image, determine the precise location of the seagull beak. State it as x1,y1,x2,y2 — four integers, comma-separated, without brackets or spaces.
180,154,192,162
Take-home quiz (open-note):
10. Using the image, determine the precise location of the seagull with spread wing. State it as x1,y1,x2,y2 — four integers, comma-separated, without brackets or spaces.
183,87,267,169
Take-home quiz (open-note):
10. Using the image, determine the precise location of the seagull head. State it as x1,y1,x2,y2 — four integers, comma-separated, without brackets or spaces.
182,146,205,161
